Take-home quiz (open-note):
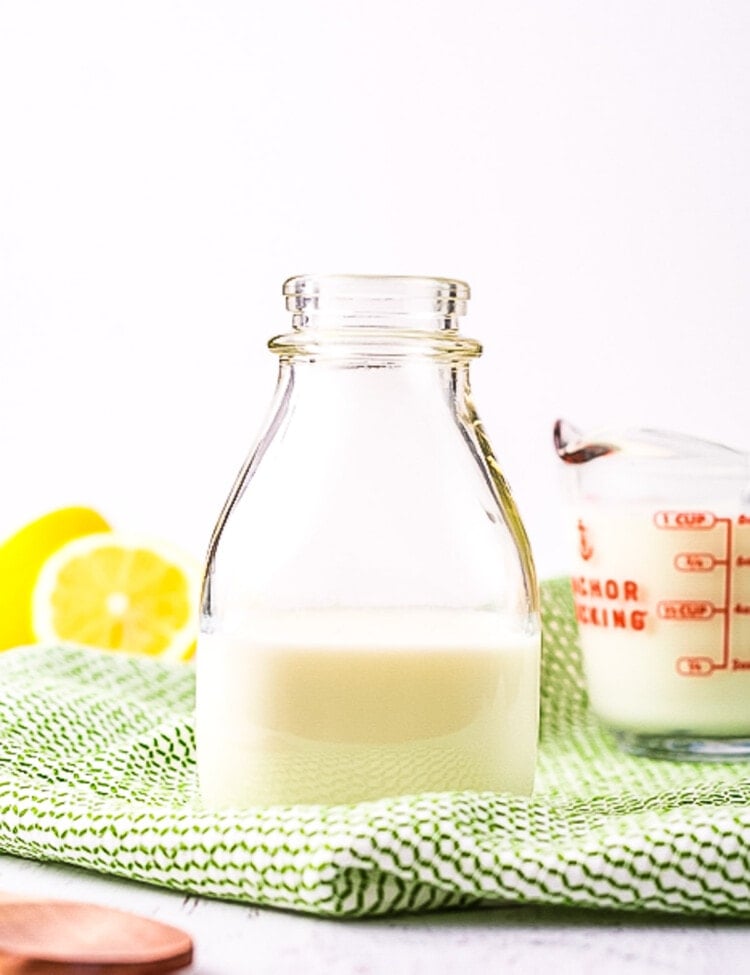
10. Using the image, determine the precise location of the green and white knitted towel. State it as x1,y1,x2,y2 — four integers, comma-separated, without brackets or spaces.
0,578,748,917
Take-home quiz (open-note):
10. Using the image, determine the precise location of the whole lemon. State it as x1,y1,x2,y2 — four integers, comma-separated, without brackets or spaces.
0,507,110,650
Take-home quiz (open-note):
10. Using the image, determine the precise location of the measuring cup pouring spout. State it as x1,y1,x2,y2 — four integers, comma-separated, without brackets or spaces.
554,418,750,471
553,419,619,465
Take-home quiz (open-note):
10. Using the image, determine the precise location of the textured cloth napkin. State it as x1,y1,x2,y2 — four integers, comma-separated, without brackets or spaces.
0,578,748,918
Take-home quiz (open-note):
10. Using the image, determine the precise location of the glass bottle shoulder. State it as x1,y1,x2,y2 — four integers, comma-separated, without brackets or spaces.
205,361,537,623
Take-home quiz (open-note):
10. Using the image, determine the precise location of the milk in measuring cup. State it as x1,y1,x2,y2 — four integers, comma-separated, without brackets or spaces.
196,608,540,806
568,503,750,741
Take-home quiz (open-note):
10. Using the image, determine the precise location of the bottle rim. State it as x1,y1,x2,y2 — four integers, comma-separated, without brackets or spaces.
276,274,478,358
282,274,470,303
282,274,469,327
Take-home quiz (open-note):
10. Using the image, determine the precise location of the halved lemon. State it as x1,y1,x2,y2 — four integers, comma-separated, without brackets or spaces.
31,533,202,662
0,507,111,650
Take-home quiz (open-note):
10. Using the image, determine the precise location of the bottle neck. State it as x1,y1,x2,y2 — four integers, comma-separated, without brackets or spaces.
272,275,481,363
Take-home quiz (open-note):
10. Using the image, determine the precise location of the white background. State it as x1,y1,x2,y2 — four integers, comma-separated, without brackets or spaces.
1,1,748,577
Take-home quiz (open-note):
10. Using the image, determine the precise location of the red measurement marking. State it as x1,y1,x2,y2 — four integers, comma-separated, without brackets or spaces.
654,510,716,529
718,517,732,670
577,519,594,561
674,552,716,571
657,600,715,620
676,656,714,676
670,516,733,676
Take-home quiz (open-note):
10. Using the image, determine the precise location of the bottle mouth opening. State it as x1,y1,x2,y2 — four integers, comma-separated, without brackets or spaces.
282,274,470,330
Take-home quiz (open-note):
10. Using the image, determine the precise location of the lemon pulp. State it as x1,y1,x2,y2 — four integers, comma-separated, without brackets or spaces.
32,533,200,662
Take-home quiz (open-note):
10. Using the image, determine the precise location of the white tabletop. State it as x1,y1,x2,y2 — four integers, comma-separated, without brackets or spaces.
1,852,747,974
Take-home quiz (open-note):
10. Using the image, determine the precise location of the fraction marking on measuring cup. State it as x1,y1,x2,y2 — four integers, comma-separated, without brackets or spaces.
655,511,733,675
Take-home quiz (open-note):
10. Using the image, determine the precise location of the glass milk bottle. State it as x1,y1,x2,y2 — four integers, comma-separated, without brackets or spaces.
196,275,540,807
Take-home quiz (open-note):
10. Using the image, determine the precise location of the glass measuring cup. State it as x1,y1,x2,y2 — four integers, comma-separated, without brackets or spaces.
554,419,750,760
